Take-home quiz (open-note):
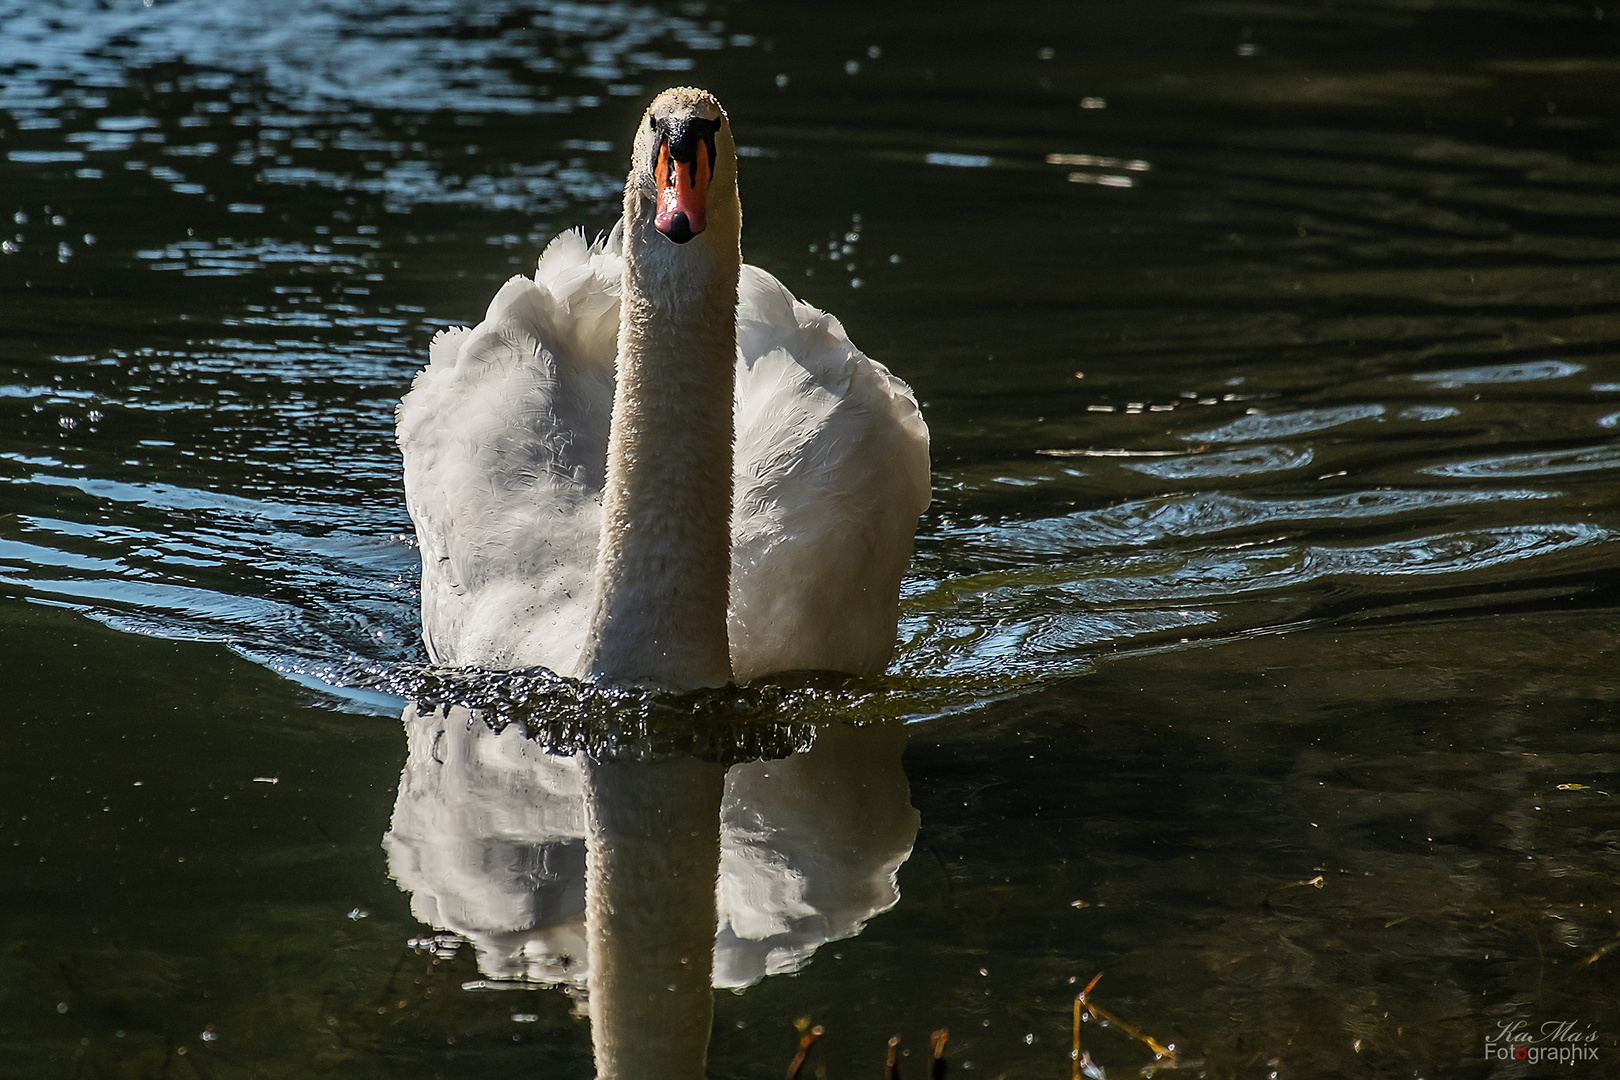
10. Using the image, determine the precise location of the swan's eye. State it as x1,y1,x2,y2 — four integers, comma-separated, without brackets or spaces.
648,116,656,131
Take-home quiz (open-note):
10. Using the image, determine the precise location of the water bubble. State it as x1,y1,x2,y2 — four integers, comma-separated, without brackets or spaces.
12,211,26,225
51,214,66,227
57,241,72,261
347,908,369,920
774,73,789,88
844,60,860,75
1,240,17,255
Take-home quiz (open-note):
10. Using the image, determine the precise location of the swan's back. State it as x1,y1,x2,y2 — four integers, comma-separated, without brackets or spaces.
728,266,930,680
397,229,621,674
397,232,930,680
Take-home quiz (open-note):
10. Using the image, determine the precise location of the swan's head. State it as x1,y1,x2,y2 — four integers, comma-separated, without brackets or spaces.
628,87,738,248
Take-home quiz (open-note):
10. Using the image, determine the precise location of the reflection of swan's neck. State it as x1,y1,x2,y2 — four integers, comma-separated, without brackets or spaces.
584,178,742,689
584,757,726,1080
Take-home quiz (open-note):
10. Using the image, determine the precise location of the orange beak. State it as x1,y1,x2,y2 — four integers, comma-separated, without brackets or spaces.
655,141,709,244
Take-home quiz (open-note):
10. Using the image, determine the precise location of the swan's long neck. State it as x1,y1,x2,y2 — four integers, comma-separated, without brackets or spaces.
584,203,741,689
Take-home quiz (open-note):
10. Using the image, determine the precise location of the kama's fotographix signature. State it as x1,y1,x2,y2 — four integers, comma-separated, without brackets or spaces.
1483,1019,1601,1065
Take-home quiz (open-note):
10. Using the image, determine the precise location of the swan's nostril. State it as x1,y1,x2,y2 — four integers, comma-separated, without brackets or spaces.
659,211,696,244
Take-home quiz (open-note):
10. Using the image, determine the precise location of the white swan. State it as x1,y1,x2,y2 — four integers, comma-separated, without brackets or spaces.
397,87,930,689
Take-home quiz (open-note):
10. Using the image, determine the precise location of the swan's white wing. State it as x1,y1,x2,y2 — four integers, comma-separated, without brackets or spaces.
729,265,932,681
397,228,622,675
401,243,928,680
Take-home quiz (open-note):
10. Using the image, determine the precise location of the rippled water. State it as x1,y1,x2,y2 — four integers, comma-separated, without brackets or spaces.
3,1,1618,1078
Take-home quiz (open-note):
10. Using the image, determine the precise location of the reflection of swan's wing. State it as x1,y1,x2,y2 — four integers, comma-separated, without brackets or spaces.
386,713,915,991
397,229,622,674
383,705,590,986
713,722,919,987
730,266,932,680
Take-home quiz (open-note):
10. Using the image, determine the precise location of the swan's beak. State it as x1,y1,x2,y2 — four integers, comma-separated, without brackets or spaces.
655,140,709,244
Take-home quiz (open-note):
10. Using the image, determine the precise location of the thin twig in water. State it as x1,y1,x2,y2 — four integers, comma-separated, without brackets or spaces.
1578,932,1620,967
786,1023,823,1080
1072,992,1083,1080
886,1035,902,1080
1072,975,1109,1079
1076,972,1178,1066
930,1029,948,1080
1529,916,1546,1007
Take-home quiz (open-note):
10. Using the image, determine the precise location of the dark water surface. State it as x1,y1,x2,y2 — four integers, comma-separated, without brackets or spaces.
3,1,1619,1077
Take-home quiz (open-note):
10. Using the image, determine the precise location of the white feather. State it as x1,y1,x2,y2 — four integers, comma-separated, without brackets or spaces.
397,226,930,680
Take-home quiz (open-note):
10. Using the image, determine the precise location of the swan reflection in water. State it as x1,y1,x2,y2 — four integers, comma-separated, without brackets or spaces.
384,706,918,1077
